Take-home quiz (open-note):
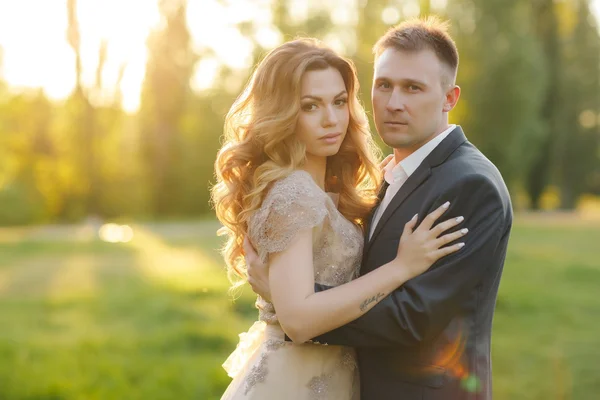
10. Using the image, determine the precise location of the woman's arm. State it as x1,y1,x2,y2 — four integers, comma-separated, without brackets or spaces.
245,155,393,303
309,175,510,347
270,202,467,343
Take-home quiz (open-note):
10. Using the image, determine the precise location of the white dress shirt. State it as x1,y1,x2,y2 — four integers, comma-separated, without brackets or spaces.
369,125,456,239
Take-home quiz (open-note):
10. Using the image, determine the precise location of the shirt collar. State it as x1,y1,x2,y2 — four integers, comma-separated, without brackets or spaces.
383,125,456,184
383,124,456,185
382,158,405,185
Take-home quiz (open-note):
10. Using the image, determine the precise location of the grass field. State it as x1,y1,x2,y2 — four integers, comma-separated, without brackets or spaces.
0,216,598,399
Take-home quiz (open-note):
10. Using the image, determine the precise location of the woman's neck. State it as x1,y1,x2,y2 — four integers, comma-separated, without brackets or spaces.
300,155,327,190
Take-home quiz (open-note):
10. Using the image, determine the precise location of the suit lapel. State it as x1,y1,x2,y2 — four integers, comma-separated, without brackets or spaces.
366,165,431,252
363,126,468,256
363,180,389,245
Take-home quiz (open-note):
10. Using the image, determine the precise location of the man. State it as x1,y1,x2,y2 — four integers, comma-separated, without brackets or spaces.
244,16,512,400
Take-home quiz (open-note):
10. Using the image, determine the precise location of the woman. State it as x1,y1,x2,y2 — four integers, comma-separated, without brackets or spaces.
211,38,467,399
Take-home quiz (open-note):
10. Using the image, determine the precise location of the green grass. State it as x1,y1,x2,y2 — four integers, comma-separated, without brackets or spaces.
0,217,598,399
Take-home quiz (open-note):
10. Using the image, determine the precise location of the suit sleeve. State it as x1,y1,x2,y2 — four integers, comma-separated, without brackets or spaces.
310,174,510,347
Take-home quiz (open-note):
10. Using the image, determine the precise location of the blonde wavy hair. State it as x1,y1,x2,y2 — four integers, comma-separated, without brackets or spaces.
211,38,383,289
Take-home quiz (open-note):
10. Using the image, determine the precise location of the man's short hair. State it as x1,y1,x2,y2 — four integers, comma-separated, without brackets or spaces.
373,16,459,85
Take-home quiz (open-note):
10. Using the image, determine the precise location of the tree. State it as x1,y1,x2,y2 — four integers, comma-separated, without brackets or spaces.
138,0,197,216
447,0,546,193
65,0,100,218
554,0,600,208
353,0,391,149
525,0,563,209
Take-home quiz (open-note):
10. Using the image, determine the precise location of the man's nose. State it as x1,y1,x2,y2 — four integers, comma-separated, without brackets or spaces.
386,88,405,112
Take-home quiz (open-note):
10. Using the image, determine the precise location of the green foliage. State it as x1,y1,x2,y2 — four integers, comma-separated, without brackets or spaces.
138,0,198,217
448,0,547,188
553,0,600,208
0,0,598,224
0,181,45,225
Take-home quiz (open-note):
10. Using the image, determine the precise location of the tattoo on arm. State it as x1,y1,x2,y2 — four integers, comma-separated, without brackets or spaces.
359,292,386,312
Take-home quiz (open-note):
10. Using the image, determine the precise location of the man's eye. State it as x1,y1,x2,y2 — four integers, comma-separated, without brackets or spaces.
408,85,421,91
378,82,391,89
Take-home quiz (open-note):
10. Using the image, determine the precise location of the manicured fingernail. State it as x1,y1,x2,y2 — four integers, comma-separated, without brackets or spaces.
456,216,464,223
458,242,465,248
461,228,469,234
442,201,450,209
412,214,418,220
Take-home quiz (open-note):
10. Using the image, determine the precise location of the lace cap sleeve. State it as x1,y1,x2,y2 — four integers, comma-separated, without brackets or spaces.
248,171,327,260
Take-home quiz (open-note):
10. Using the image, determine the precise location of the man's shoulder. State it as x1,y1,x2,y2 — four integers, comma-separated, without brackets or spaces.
440,143,504,183
447,141,492,166
434,143,511,205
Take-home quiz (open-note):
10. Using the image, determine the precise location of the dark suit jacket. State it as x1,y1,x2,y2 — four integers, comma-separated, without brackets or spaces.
312,126,513,400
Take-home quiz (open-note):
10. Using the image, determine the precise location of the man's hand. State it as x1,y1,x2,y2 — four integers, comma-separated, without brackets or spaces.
243,237,272,302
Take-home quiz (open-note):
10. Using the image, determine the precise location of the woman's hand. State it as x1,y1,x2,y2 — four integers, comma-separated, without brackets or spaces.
394,202,467,280
379,154,394,170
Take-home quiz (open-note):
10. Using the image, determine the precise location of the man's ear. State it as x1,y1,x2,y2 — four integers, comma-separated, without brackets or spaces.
443,85,460,113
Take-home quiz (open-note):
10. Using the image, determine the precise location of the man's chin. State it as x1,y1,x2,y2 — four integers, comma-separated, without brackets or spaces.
379,133,415,149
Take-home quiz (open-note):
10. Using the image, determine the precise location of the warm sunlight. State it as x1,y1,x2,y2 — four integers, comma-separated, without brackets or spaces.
0,0,598,112
0,1,599,398
0,0,160,112
187,0,274,91
593,0,600,25
0,0,276,112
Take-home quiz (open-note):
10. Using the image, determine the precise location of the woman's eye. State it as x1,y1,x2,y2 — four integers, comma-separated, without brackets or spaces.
302,103,317,111
378,82,391,89
334,98,348,106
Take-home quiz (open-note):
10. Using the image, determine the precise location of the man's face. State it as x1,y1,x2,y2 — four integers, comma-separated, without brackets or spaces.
372,48,455,152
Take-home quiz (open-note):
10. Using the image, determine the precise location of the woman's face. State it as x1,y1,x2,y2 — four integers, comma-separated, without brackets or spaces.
295,67,350,160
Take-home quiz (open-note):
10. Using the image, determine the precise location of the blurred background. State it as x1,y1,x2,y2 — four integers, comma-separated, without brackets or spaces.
0,0,599,399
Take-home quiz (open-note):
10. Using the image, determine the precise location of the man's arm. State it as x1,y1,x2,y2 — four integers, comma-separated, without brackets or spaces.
310,174,510,347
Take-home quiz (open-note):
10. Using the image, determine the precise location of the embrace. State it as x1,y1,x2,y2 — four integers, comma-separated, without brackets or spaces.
211,16,512,400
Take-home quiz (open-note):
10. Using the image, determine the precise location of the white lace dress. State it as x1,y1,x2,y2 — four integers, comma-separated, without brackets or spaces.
220,170,364,400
